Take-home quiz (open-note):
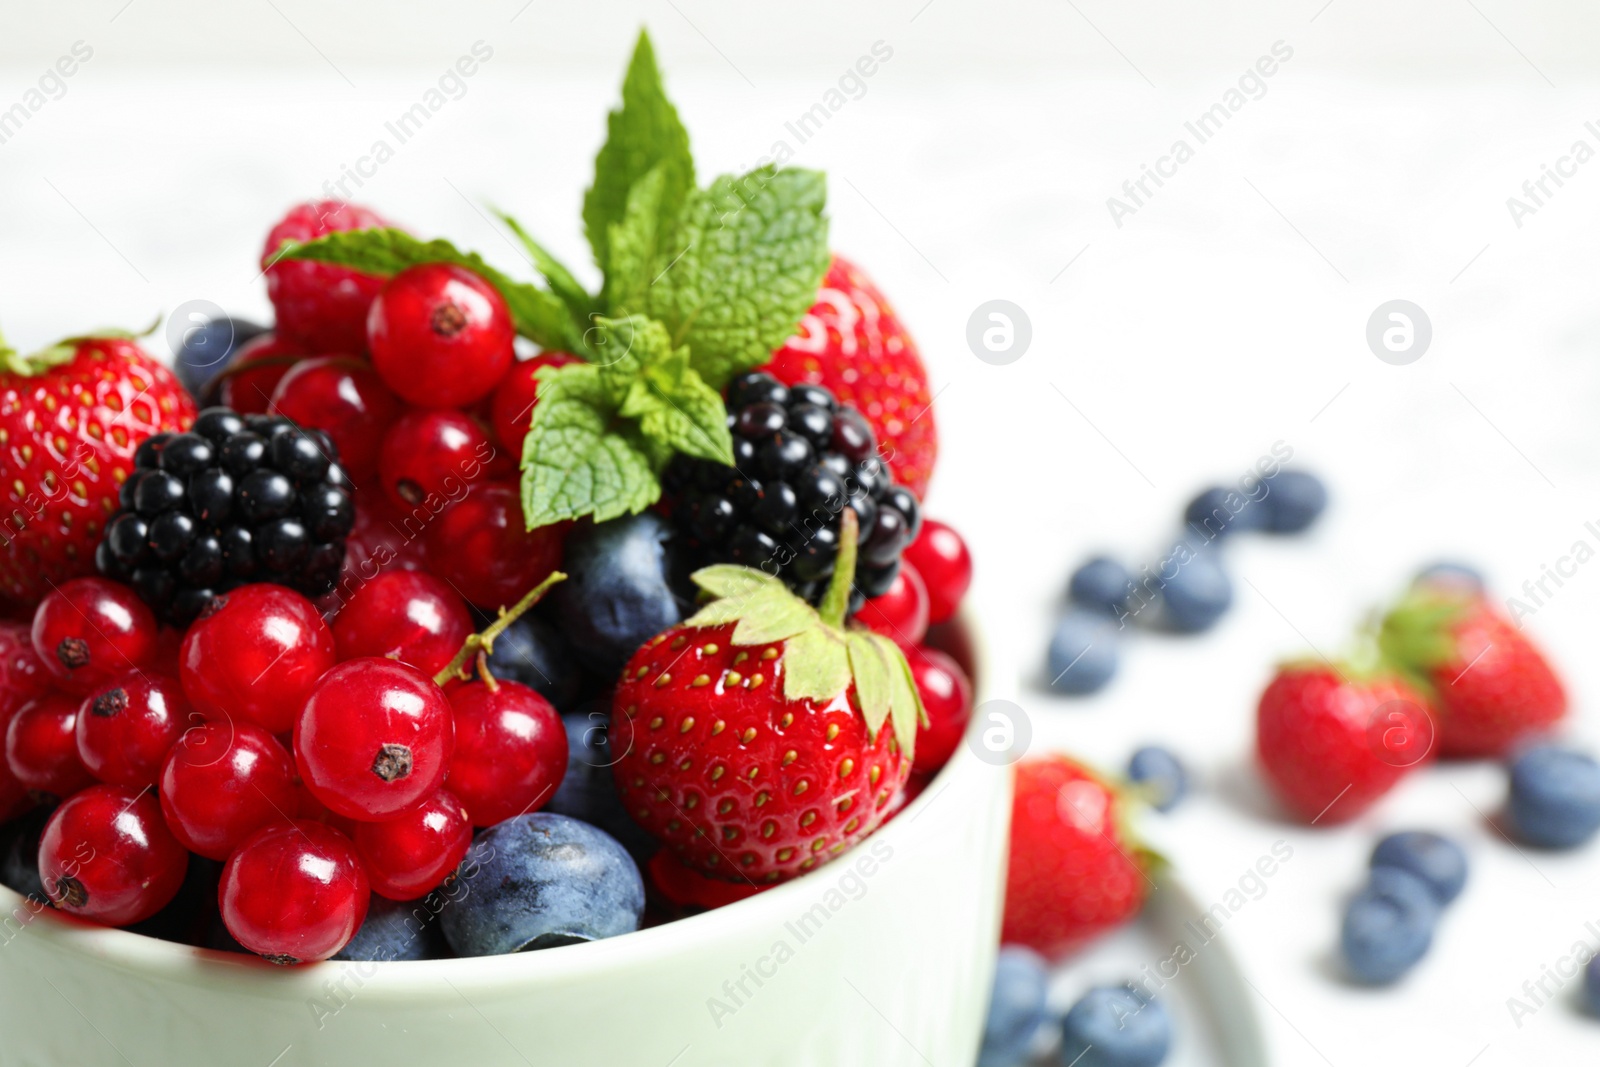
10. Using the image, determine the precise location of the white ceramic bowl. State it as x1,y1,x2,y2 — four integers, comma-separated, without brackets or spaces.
0,622,1009,1067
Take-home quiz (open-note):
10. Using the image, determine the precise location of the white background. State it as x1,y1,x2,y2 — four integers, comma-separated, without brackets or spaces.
4,1,1600,1063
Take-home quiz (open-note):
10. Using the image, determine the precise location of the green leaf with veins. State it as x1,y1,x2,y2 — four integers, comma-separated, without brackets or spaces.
646,166,830,390
272,229,589,356
604,165,666,316
493,209,599,332
584,30,694,275
518,362,659,528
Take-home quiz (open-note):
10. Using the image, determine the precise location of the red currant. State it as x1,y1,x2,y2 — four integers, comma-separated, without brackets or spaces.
219,820,369,963
445,679,566,827
6,693,94,797
902,519,972,624
353,787,472,900
263,200,393,354
269,356,402,482
39,784,188,926
377,409,496,510
180,584,336,734
423,482,566,611
367,263,515,409
908,645,973,775
331,570,472,676
489,351,582,453
76,672,190,788
31,578,158,696
295,658,454,820
217,333,308,415
159,719,299,860
0,620,52,723
857,559,930,649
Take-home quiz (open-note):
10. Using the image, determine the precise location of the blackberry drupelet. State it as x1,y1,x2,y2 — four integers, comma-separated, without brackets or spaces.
664,371,921,612
97,407,354,627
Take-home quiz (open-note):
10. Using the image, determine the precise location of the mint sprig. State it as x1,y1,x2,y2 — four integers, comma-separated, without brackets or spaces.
520,316,731,528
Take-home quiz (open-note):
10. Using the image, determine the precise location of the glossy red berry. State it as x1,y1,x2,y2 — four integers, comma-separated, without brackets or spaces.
76,672,190,788
331,570,472,676
295,658,454,821
907,645,973,776
31,578,158,695
0,620,52,723
180,584,336,734
367,264,515,409
220,820,369,963
489,351,582,453
856,560,930,649
377,409,496,510
217,333,308,414
423,482,566,611
263,200,393,354
902,519,972,624
353,788,472,900
445,679,566,827
159,719,299,860
6,693,94,797
269,356,402,482
39,784,188,926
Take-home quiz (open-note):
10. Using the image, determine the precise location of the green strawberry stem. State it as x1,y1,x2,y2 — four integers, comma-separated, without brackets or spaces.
433,570,567,687
817,508,859,630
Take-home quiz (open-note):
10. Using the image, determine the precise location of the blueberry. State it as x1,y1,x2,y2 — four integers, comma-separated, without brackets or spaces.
1068,556,1133,615
546,707,660,865
1158,551,1232,633
1412,561,1485,595
1059,985,1172,1067
484,615,585,711
554,513,691,677
978,946,1051,1067
1261,470,1328,534
1128,746,1188,812
1340,867,1438,984
1507,745,1600,849
1047,609,1120,695
171,316,266,401
1585,956,1600,1018
441,813,645,956
1184,485,1264,540
334,895,448,962
1370,831,1467,905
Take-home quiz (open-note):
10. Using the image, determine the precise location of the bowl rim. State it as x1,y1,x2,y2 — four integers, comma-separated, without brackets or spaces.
0,612,994,993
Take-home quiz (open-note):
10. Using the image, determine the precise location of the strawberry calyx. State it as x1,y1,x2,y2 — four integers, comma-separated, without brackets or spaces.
678,509,925,760
0,324,154,378
1377,586,1475,696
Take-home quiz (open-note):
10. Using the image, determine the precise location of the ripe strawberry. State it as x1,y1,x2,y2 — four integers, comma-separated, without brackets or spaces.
0,335,195,605
1379,589,1566,758
1256,663,1434,824
1002,755,1152,960
611,513,921,884
262,200,393,354
764,255,938,497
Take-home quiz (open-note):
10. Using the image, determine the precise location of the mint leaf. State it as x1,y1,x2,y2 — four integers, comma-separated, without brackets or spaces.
519,362,659,528
604,166,666,315
648,166,830,390
584,31,694,274
274,229,588,355
494,209,598,331
601,316,734,466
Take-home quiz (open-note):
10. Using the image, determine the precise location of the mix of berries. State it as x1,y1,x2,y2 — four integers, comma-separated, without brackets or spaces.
1047,465,1329,696
664,370,921,612
1341,830,1468,984
0,204,971,964
96,408,355,626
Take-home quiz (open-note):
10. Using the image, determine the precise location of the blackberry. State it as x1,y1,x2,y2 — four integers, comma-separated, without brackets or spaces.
97,407,353,627
665,371,922,613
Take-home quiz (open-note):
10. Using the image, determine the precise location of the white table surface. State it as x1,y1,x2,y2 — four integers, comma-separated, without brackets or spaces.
3,23,1599,1064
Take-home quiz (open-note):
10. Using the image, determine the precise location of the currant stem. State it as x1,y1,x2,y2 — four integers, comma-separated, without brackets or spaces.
817,508,858,630
432,570,566,686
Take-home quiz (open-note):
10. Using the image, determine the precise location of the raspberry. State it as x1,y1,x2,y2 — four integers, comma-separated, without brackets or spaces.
262,200,393,354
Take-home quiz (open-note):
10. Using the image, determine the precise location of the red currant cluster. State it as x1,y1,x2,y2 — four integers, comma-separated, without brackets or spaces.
3,573,567,964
